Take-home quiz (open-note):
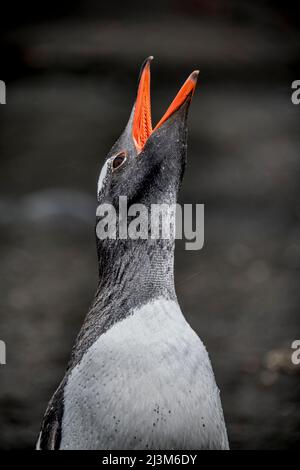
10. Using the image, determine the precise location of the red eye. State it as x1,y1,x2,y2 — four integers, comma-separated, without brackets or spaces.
112,151,127,171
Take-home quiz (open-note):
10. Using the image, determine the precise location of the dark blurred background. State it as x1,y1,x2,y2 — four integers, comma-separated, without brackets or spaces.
0,0,300,450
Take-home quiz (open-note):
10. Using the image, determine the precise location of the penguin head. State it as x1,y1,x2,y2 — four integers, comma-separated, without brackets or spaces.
97,57,199,208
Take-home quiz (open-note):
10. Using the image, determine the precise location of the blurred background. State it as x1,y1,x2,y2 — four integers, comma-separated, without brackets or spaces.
0,0,300,450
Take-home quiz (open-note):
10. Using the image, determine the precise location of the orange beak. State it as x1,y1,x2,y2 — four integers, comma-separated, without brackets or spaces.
132,57,199,153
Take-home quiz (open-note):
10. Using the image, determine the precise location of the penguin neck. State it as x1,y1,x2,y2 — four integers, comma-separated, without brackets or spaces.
96,237,176,305
68,205,178,369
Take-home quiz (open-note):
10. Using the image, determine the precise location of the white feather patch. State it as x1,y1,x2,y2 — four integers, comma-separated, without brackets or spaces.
60,297,228,450
97,160,109,195
36,432,41,450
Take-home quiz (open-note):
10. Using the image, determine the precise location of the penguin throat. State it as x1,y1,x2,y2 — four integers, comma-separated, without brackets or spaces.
96,238,175,301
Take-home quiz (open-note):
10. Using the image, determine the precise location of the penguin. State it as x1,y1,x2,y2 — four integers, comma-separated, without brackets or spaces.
36,57,229,450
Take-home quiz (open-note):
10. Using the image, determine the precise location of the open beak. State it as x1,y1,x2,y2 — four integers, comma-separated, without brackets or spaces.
132,57,199,153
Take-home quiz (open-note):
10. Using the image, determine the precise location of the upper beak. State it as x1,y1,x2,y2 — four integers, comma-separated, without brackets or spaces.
132,57,199,153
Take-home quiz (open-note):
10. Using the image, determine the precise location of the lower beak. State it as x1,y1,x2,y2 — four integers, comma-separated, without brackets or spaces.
132,57,199,153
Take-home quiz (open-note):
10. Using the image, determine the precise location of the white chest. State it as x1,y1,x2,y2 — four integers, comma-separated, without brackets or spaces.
60,298,228,450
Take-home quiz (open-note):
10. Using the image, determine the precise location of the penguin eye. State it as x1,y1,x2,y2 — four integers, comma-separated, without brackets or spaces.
112,152,127,171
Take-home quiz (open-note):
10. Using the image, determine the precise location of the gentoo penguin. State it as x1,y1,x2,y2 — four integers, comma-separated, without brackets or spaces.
37,57,229,450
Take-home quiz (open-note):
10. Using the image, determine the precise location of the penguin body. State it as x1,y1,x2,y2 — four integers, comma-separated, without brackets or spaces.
60,298,227,450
